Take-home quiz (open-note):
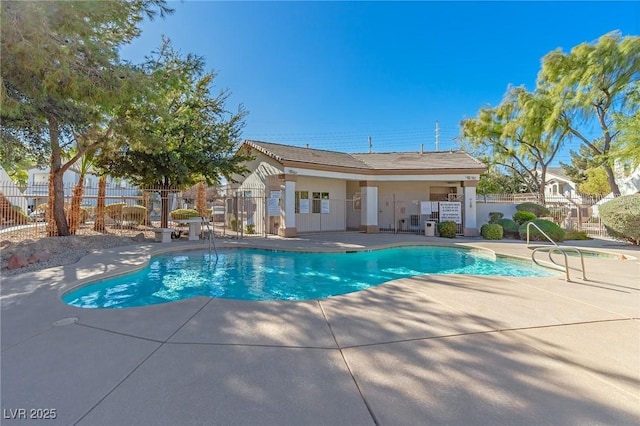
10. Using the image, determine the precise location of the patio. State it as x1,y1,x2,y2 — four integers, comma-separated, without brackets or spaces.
1,233,639,425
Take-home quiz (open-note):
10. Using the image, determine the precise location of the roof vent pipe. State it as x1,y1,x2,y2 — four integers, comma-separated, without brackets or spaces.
421,143,424,154
306,143,309,149
368,136,372,153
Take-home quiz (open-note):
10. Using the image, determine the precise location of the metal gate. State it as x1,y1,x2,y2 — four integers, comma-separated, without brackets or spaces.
378,193,464,235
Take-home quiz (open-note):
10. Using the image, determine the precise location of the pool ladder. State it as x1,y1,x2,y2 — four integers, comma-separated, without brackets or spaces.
527,222,587,282
201,217,219,260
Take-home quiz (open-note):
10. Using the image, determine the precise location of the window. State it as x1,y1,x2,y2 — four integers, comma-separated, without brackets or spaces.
312,192,321,213
295,191,309,213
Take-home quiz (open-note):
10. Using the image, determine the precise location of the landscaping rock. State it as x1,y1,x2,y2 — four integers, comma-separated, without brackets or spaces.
1,234,140,276
28,251,51,264
131,232,146,242
7,254,29,270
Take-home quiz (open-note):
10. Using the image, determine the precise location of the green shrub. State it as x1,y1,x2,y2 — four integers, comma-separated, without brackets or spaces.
34,203,89,224
518,219,565,243
170,208,199,220
563,229,592,241
496,218,519,238
229,216,240,231
122,205,146,225
481,223,503,240
599,194,640,245
513,211,537,225
105,203,126,221
245,223,255,234
438,221,457,238
488,212,504,223
516,202,550,217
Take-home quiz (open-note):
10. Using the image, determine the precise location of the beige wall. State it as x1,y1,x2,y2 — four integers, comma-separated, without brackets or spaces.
376,181,461,231
294,176,347,232
295,176,347,199
238,152,283,191
377,181,460,200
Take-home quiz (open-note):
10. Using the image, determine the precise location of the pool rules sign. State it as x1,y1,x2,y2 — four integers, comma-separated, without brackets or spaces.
438,202,462,224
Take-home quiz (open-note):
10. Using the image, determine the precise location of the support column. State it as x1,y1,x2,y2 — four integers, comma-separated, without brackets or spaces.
280,175,297,237
463,182,478,236
359,181,379,233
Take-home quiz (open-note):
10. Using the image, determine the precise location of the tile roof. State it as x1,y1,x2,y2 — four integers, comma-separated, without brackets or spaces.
352,151,486,170
244,140,486,172
546,167,572,181
245,140,370,169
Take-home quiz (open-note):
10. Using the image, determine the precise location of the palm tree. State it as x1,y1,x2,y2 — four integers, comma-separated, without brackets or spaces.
196,181,208,218
93,175,107,233
68,148,96,234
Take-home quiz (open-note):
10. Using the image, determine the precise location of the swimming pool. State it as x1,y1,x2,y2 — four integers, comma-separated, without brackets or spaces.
62,246,553,308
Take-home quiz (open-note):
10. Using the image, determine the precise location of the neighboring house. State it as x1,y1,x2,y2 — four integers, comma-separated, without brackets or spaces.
544,167,579,200
544,162,640,221
544,162,640,202
614,162,640,196
592,162,640,216
231,140,486,237
0,166,28,212
25,167,139,210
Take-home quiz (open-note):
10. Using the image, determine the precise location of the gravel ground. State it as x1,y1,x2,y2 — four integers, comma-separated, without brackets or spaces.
1,234,152,277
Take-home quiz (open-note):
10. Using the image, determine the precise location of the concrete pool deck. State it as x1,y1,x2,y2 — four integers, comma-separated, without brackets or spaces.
1,233,639,425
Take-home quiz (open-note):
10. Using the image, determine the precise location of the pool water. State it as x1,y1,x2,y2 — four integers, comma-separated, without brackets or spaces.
63,246,552,308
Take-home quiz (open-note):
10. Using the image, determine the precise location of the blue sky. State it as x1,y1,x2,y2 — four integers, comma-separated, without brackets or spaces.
120,1,639,166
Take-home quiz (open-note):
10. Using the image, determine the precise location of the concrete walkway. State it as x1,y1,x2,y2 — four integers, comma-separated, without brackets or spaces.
1,233,639,425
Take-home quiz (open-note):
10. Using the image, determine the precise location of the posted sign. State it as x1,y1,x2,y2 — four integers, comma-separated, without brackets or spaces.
439,202,462,224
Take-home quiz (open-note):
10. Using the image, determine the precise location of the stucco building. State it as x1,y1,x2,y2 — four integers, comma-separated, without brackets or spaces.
231,140,486,237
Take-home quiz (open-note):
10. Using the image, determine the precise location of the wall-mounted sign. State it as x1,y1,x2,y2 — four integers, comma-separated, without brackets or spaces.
299,199,310,214
439,201,462,224
321,199,330,214
353,193,361,210
268,197,280,216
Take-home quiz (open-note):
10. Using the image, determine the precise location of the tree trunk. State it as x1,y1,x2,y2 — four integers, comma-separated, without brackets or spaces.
160,188,169,228
93,175,106,232
160,177,171,228
51,168,69,236
143,191,151,226
538,167,547,205
48,117,70,236
603,163,621,197
46,169,57,236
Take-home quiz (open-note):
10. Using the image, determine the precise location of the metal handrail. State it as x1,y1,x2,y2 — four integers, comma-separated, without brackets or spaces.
526,222,559,247
201,217,219,260
531,246,571,281
548,247,586,281
527,222,587,282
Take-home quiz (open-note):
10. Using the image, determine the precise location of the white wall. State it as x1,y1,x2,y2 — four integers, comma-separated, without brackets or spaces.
475,203,517,227
0,167,28,211
618,164,640,196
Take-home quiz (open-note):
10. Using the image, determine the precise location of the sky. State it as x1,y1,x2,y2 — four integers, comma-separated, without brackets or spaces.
120,1,640,166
